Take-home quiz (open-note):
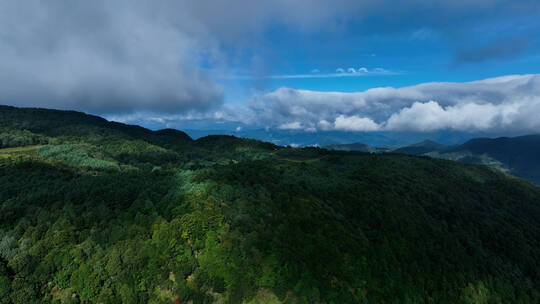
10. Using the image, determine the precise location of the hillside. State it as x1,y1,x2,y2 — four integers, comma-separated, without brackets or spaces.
391,136,540,185
441,135,540,184
329,136,540,185
1,106,540,303
392,140,447,155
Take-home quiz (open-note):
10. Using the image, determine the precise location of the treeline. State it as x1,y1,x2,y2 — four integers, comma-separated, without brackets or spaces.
0,128,48,148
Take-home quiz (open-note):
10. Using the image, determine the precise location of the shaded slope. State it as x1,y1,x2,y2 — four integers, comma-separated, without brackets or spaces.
393,139,447,155
447,135,540,183
0,105,193,148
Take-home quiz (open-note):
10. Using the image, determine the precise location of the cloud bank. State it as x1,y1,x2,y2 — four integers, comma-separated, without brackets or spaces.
248,74,540,133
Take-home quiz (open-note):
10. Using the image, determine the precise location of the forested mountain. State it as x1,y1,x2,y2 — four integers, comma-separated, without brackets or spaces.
392,140,447,155
1,106,540,303
326,136,540,185
390,136,540,185
437,135,540,184
184,128,484,147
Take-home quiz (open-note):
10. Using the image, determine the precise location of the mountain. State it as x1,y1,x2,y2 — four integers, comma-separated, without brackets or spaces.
324,139,447,155
0,105,193,147
387,135,540,185
183,128,490,147
392,140,447,155
1,106,540,303
325,139,447,155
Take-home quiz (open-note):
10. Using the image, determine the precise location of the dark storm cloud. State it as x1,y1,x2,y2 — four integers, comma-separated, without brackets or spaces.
0,0,223,114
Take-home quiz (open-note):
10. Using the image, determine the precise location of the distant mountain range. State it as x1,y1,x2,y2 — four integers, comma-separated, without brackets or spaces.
392,140,447,155
326,135,540,184
183,128,501,147
324,142,395,153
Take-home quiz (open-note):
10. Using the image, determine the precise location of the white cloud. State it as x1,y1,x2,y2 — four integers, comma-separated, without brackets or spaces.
318,120,333,130
334,115,380,131
247,74,540,133
228,67,397,79
106,103,251,128
385,101,499,131
385,99,535,132
278,121,303,130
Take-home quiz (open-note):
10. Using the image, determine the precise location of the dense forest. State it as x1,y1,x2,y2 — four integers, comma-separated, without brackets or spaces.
1,105,540,303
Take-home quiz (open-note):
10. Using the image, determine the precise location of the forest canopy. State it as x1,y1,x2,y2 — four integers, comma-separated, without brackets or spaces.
1,106,540,304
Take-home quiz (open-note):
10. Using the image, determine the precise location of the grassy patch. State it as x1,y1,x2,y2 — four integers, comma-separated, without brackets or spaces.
0,145,43,158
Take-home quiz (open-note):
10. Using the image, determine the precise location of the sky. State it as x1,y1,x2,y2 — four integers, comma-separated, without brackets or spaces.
1,0,540,139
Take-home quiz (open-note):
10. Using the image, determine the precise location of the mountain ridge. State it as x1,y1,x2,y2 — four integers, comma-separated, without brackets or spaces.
0,104,192,140
326,135,540,184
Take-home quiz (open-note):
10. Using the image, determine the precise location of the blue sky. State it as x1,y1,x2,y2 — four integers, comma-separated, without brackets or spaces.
1,1,540,139
218,13,540,101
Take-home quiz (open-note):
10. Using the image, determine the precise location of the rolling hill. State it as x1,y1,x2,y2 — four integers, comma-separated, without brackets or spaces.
1,106,540,303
